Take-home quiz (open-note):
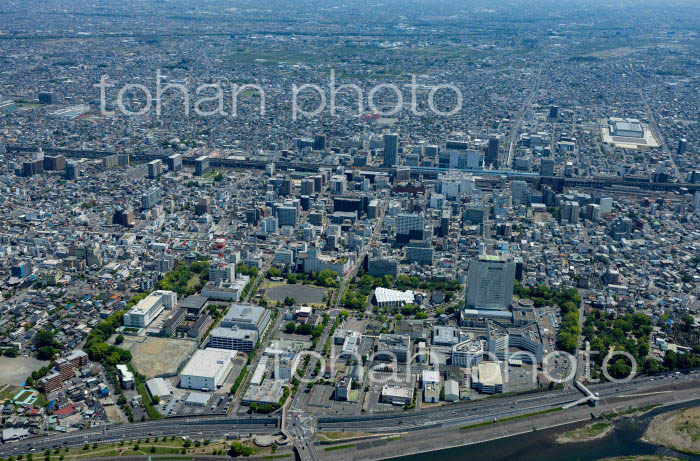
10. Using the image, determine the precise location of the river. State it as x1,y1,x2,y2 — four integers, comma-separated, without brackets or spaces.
389,399,700,461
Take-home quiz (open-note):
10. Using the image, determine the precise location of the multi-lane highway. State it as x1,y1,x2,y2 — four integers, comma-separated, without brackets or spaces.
0,417,277,458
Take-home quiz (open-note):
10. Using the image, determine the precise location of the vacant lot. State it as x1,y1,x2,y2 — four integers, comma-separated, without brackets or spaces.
119,336,197,378
644,406,700,455
264,283,327,305
0,356,49,386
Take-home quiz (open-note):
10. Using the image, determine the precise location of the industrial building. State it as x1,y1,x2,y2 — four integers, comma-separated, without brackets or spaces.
146,377,174,400
179,349,236,391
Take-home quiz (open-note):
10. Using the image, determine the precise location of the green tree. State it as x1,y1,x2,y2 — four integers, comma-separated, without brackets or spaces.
228,442,255,457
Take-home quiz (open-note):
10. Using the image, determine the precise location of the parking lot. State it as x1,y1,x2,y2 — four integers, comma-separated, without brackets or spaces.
158,392,233,417
305,383,364,416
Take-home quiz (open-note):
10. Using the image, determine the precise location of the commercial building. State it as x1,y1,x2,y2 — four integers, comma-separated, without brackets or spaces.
21,159,43,177
179,349,236,391
470,361,503,394
540,157,555,176
38,92,56,104
242,379,285,406
123,290,177,328
65,162,78,180
451,339,485,367
380,385,413,405
396,213,425,237
486,321,544,364
208,327,258,352
444,380,460,402
486,137,499,167
406,244,434,265
609,118,644,138
221,304,271,336
466,255,515,310
113,208,135,227
375,333,411,362
432,326,461,346
367,256,399,278
383,133,399,167
422,370,441,403
277,205,298,227
43,155,66,171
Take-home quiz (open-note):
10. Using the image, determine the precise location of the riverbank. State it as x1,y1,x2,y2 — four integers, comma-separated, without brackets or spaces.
644,407,700,455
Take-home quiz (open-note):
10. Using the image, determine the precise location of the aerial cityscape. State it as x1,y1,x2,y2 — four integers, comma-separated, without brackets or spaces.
0,0,699,460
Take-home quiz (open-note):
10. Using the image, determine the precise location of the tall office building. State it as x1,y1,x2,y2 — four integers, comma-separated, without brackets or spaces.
194,156,210,176
195,197,212,216
43,155,66,172
277,206,298,227
466,256,516,310
383,133,399,167
167,153,183,172
396,213,426,245
262,216,279,233
486,137,499,167
549,105,559,119
38,92,56,105
301,178,315,195
21,159,43,177
677,138,687,156
540,158,555,176
313,134,327,150
246,208,260,225
278,177,292,196
439,210,450,237
113,208,135,227
65,162,78,180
